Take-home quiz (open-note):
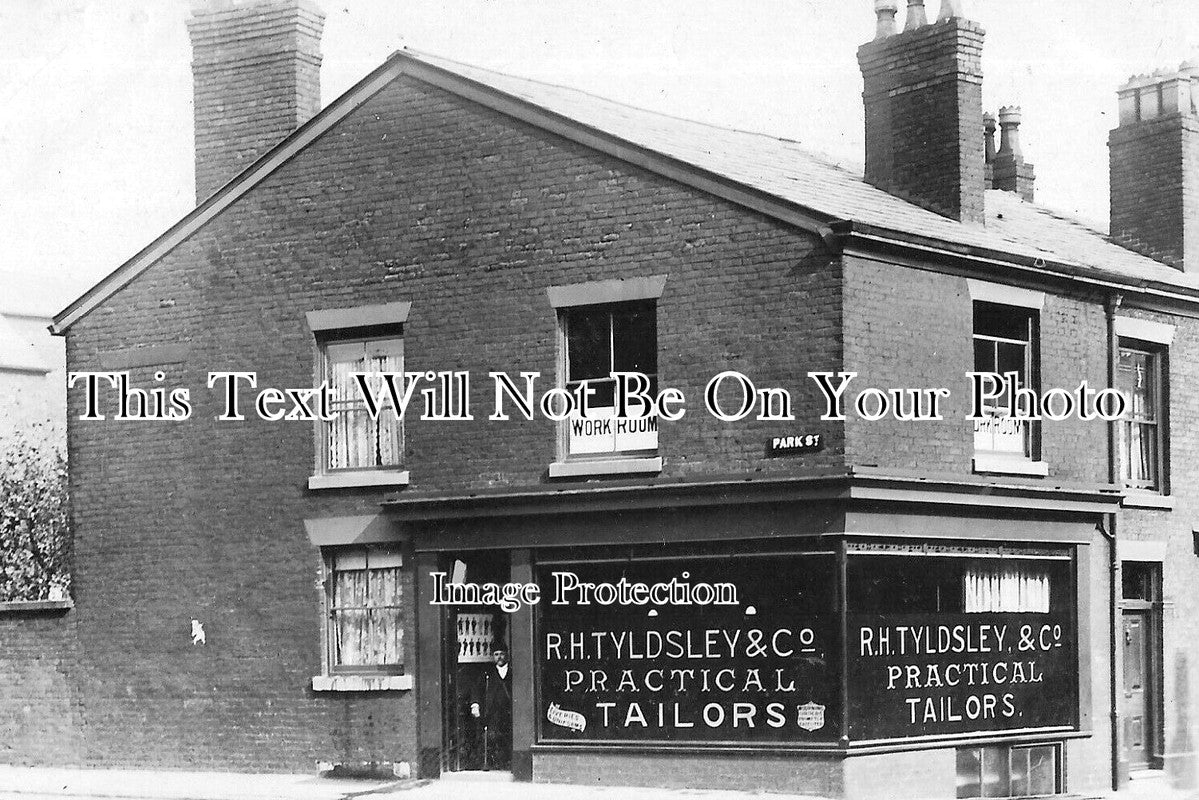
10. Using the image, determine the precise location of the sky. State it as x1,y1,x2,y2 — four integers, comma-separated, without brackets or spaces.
1,0,1197,304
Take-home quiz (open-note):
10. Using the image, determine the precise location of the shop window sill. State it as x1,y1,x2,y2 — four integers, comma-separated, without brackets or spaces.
308,470,409,490
311,674,412,692
1122,492,1174,510
0,599,73,614
548,457,662,478
972,454,1048,477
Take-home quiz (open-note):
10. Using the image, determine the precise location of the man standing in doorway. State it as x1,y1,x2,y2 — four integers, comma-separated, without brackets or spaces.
470,645,512,770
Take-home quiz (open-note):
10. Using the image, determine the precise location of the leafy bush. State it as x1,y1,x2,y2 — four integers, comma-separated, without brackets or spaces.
0,435,71,601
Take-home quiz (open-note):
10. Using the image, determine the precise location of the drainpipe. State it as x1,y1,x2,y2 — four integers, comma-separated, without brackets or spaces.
1104,293,1126,791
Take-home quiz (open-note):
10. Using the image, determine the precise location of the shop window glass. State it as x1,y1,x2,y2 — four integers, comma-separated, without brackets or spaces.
956,743,1061,798
964,566,1050,613
327,547,404,673
1117,345,1165,491
561,300,658,457
973,302,1037,459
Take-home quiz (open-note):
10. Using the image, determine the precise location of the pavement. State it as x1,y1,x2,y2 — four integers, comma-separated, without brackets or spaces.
0,765,1195,800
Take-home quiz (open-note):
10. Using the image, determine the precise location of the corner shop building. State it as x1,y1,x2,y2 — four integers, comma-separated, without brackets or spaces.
29,1,1199,798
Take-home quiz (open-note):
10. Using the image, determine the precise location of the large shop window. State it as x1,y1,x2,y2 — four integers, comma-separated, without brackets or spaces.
956,742,1062,798
972,301,1040,470
561,300,658,458
1117,344,1166,492
846,546,1077,742
325,547,404,673
321,335,404,472
535,550,839,744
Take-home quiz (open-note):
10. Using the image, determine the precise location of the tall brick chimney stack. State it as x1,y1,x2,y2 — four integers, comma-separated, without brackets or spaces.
187,0,325,203
1109,64,1199,271
858,0,986,224
992,106,1036,202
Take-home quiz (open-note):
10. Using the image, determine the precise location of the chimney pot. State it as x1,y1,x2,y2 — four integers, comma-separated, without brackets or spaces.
938,0,963,21
904,0,927,31
997,106,1024,158
992,105,1035,201
874,0,899,39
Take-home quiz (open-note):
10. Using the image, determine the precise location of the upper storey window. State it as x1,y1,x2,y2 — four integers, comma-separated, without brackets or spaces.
305,302,411,490
1114,316,1173,503
967,280,1046,477
546,276,666,478
562,300,658,457
972,301,1037,459
323,336,404,471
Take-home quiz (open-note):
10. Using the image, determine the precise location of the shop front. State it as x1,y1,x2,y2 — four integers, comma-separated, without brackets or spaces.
396,477,1117,799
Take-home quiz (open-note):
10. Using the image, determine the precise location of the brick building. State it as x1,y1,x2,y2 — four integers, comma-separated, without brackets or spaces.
33,0,1199,797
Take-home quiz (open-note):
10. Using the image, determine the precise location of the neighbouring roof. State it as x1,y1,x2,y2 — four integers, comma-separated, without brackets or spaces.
0,314,51,373
1,268,90,319
51,49,1199,332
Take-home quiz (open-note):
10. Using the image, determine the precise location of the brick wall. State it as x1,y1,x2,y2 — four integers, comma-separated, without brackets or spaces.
0,609,79,765
842,254,1109,483
63,75,842,770
533,750,844,795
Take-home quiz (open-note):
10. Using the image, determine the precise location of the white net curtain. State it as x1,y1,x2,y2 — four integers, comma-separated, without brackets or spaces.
964,565,1050,613
325,339,404,470
331,549,404,668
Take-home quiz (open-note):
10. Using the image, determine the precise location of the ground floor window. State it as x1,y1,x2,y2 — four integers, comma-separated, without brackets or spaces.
846,543,1078,741
956,741,1062,797
326,547,404,672
535,548,839,744
524,540,1079,750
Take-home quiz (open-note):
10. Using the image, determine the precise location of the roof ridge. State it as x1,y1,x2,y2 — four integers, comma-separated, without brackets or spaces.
399,46,829,152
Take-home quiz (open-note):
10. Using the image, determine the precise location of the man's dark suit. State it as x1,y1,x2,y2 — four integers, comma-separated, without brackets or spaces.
471,663,512,769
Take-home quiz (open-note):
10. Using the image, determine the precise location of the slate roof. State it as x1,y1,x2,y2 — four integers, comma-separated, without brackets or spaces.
54,48,1199,331
418,51,1199,293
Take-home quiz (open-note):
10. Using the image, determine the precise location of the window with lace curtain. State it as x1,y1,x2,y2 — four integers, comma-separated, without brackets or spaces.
1117,344,1165,492
320,335,403,471
963,565,1050,613
326,548,404,673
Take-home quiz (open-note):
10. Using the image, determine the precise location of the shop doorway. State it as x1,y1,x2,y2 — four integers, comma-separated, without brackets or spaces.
1122,561,1163,771
441,550,512,774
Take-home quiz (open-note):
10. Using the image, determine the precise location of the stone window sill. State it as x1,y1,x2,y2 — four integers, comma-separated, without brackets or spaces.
548,457,663,478
0,599,73,614
972,454,1049,477
1121,492,1174,510
311,674,412,692
308,470,410,490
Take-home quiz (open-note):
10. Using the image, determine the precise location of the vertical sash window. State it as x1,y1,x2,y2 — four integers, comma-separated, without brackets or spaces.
322,337,403,471
972,302,1037,458
328,548,404,672
1117,346,1164,491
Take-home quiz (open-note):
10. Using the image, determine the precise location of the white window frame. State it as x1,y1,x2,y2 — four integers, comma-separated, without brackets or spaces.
970,295,1047,477
322,546,405,676
305,303,411,490
1117,341,1167,495
546,277,666,478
